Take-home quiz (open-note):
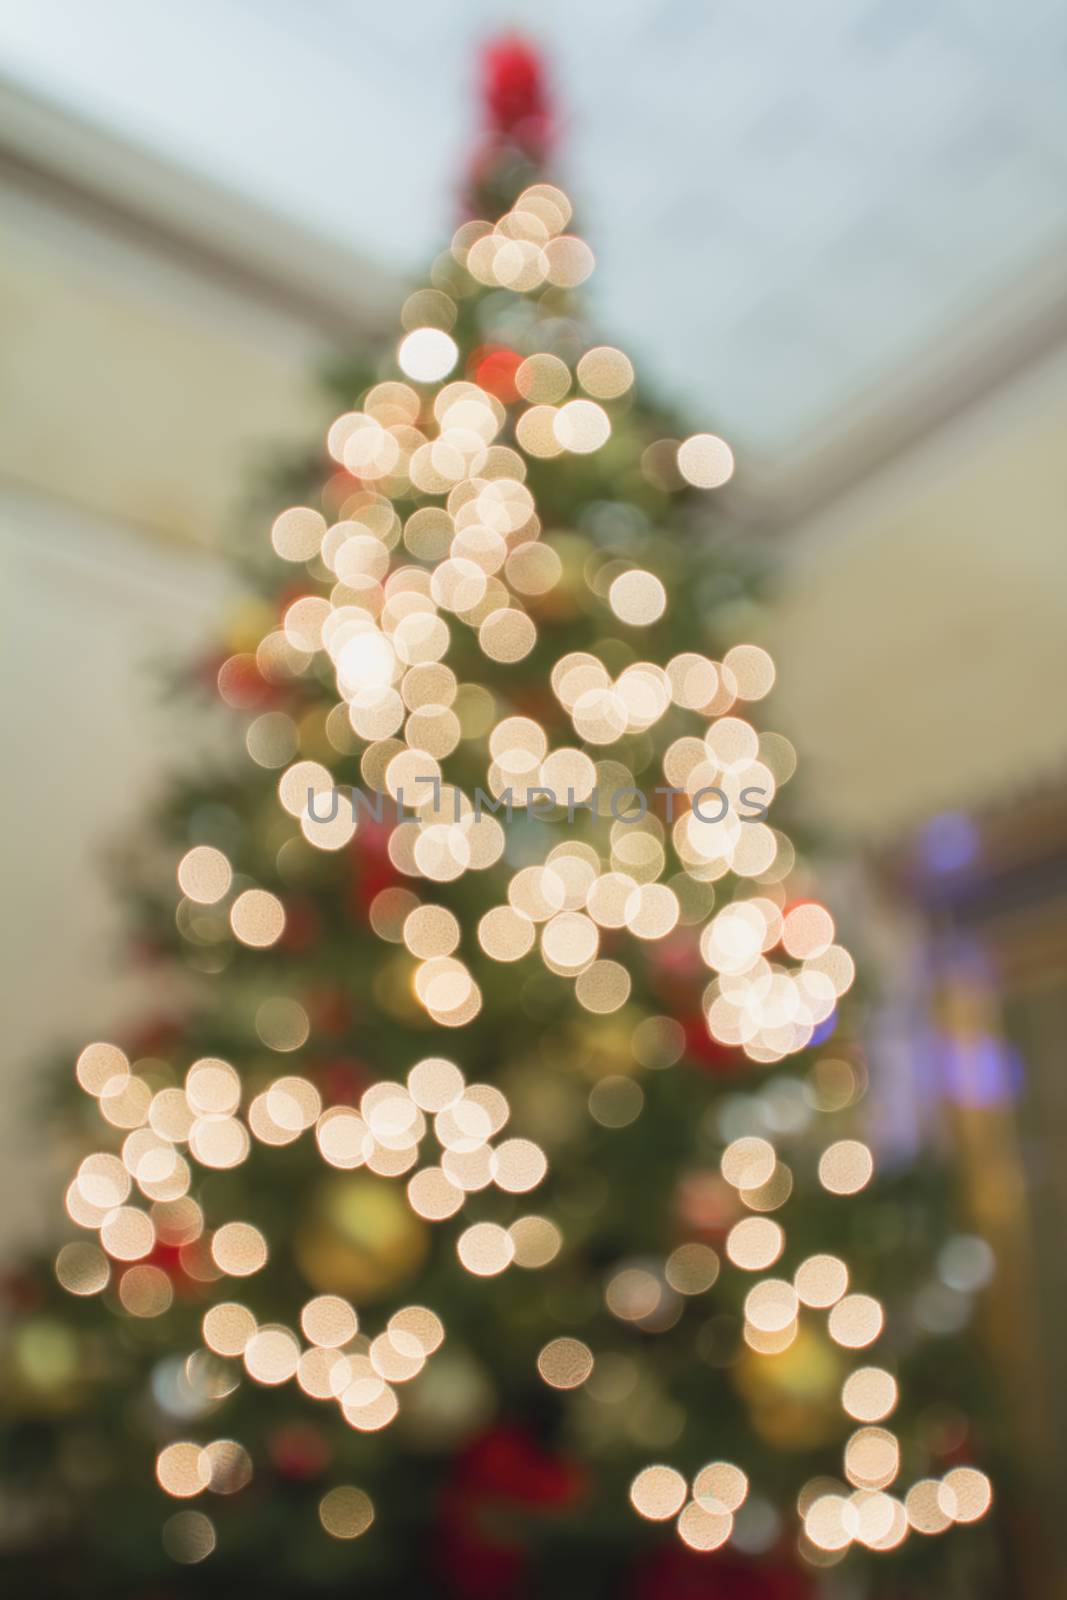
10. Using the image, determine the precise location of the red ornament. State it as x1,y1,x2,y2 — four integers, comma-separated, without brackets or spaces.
631,1544,814,1600
461,34,556,222
323,467,365,518
145,1241,184,1279
126,936,167,969
215,652,274,711
479,35,552,150
268,1423,332,1481
305,984,353,1040
277,581,317,618
436,1424,586,1600
348,820,401,913
124,1015,183,1059
454,1423,585,1506
316,1056,372,1108
278,895,321,953
675,1170,740,1237
639,934,744,1073
0,1269,44,1315
472,344,524,403
651,930,705,985
682,1016,746,1074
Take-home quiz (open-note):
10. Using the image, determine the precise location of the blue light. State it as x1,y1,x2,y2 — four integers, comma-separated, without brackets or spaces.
809,1009,839,1048
939,1031,1023,1106
919,812,979,874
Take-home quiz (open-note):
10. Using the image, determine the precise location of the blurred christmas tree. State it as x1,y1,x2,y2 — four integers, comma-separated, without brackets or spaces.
1,36,1004,1600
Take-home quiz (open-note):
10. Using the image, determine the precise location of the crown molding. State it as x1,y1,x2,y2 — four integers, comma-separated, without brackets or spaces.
730,237,1067,533
0,70,397,342
5,70,1067,539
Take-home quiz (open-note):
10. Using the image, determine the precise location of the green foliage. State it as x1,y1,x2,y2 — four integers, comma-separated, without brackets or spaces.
0,154,1003,1600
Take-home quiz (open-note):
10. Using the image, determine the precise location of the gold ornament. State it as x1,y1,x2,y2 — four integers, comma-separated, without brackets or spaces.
223,597,276,653
733,1323,843,1451
11,1318,82,1411
295,1174,428,1301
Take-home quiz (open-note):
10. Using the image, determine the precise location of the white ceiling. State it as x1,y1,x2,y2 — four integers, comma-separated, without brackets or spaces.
3,0,1067,463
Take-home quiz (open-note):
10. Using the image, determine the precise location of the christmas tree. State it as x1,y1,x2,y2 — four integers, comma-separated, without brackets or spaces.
2,37,1002,1600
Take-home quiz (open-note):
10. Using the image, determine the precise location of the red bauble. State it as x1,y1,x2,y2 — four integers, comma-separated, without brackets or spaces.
479,35,551,147
472,344,523,403
631,1544,814,1600
323,467,364,517
436,1516,524,1600
305,983,353,1039
278,895,321,952
277,580,318,618
348,820,401,912
1,1269,44,1314
215,651,274,711
682,1017,745,1074
144,1242,184,1279
436,1424,586,1600
125,1015,183,1058
127,936,167,969
316,1056,371,1108
451,1424,586,1507
649,930,704,988
640,932,743,1072
268,1423,331,1481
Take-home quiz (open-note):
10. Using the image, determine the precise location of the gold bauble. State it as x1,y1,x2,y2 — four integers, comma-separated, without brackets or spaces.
733,1324,843,1451
10,1318,82,1412
223,597,276,653
295,1173,427,1302
569,1016,636,1081
296,707,334,762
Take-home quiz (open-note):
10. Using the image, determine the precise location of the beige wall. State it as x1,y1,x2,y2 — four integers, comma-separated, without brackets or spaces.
769,339,1067,842
0,489,228,1251
0,182,327,549
0,169,337,1254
